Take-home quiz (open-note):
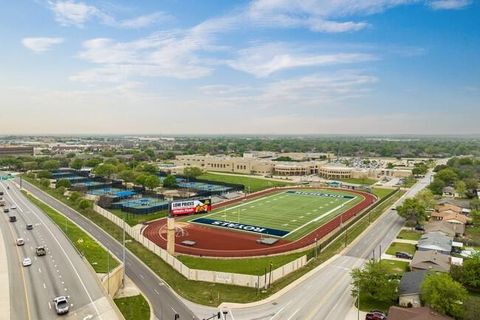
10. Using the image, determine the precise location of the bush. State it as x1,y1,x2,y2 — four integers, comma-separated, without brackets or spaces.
69,191,82,202
39,178,50,188
78,199,93,210
56,186,66,195
37,170,52,179
56,179,71,189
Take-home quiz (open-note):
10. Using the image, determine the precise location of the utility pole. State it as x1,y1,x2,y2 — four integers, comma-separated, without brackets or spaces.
357,284,360,320
107,249,110,295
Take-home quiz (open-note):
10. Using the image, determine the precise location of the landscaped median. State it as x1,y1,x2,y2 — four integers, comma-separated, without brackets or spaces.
23,175,403,305
22,191,150,320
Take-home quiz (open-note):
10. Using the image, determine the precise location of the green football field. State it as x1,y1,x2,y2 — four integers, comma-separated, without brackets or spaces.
188,189,364,240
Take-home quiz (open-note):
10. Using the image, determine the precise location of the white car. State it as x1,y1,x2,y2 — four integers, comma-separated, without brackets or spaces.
22,257,32,267
16,238,25,246
53,296,70,315
10,206,16,210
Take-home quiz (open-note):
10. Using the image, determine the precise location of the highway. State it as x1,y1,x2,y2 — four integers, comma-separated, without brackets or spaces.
0,180,117,320
18,178,198,320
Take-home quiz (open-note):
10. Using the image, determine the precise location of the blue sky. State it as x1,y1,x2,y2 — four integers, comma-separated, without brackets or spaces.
0,0,478,135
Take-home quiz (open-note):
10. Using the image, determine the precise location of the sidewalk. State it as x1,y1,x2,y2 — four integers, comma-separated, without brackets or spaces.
345,305,367,320
0,226,10,318
392,238,418,244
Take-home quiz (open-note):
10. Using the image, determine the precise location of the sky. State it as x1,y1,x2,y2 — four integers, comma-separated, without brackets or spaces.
0,0,479,135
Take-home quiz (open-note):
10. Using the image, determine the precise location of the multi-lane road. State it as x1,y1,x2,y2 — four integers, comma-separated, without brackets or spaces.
18,178,198,320
0,180,117,320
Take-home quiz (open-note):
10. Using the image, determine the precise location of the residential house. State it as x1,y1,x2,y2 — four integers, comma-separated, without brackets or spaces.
398,271,427,308
424,220,464,237
435,203,462,214
442,186,457,198
387,306,453,320
443,212,469,225
410,250,450,273
417,232,453,254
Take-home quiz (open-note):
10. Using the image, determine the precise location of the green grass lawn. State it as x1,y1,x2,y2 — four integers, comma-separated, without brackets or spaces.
397,229,422,241
358,295,393,313
187,189,363,240
372,188,395,200
198,172,292,192
340,177,377,186
177,251,306,275
114,294,150,320
109,209,167,227
24,192,119,273
380,259,409,274
386,242,416,255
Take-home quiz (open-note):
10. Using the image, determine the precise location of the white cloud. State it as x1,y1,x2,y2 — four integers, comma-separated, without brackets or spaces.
117,12,171,29
246,0,416,32
22,37,64,53
48,0,102,27
228,43,376,77
428,0,471,10
47,1,168,28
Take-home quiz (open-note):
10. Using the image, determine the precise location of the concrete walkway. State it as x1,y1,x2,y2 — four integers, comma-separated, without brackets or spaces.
0,226,10,319
393,238,418,244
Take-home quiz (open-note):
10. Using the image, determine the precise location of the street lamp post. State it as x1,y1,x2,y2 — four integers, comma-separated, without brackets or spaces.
122,215,126,288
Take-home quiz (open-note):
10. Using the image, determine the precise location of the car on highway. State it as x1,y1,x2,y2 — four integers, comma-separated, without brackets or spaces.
53,296,70,315
3,208,9,213
395,251,413,259
10,205,16,210
365,310,387,320
26,224,33,230
22,257,32,267
9,215,16,222
16,238,25,246
36,246,46,256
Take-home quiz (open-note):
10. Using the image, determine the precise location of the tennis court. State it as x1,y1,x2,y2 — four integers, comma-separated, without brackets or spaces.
188,189,364,240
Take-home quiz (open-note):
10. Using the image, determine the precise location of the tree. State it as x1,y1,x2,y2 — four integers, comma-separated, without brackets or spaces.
56,186,66,195
37,170,52,179
56,179,71,189
41,160,60,171
183,167,203,179
429,178,446,195
450,255,480,289
435,168,458,185
135,173,149,186
470,199,480,212
39,178,50,188
144,175,160,190
396,198,428,224
69,158,84,170
464,296,480,320
93,163,117,179
69,191,82,203
421,273,467,319
144,149,156,160
162,175,177,188
351,260,398,303
119,169,136,182
138,163,158,175
23,161,38,171
455,181,466,198
78,199,93,210
415,189,435,209
84,157,103,168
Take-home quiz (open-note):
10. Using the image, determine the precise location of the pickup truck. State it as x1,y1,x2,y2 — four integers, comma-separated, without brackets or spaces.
36,246,46,256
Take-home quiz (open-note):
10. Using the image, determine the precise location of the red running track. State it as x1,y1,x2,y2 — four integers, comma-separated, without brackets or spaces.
142,188,377,257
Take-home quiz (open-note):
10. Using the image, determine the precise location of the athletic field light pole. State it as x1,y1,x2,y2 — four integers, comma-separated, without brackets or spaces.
122,212,126,288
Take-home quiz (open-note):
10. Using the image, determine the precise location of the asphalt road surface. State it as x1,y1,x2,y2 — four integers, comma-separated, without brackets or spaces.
0,180,115,320
18,178,198,320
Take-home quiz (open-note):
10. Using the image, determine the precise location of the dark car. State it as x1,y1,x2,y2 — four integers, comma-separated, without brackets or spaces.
415,224,425,231
9,216,16,222
26,224,33,230
36,246,46,256
3,208,9,213
366,311,387,320
395,251,413,259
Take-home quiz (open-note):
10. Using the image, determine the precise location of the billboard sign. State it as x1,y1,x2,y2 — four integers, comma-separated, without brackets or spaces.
170,198,212,216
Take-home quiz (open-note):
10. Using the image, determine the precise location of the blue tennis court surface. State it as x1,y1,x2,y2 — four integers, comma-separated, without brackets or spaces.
87,188,136,197
159,177,233,192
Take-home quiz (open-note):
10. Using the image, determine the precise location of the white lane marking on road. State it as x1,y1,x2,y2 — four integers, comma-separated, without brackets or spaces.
38,268,41,273
171,307,178,314
48,302,51,309
286,308,300,320
153,289,159,295
269,303,290,320
139,274,145,279
229,309,236,320
43,283,46,289
7,185,103,319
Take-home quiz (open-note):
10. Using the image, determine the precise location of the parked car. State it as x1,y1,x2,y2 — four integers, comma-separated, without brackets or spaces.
395,251,413,259
415,224,425,231
53,296,70,315
366,311,387,320
36,246,46,256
